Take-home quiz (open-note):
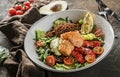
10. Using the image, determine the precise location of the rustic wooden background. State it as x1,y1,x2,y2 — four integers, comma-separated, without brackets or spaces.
0,0,120,77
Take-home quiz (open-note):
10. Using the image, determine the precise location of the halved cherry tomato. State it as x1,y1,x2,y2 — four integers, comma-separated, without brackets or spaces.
64,57,74,66
9,8,16,16
93,46,104,55
46,55,56,67
94,28,104,37
85,54,96,63
36,40,44,47
14,4,22,10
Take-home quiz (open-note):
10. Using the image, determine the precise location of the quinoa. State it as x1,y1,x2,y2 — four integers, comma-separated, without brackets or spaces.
46,23,81,37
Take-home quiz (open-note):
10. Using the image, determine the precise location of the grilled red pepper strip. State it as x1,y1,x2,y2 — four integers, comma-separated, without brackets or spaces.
83,41,102,48
72,50,84,63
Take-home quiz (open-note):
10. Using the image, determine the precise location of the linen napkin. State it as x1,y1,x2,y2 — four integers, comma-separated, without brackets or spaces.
0,5,48,77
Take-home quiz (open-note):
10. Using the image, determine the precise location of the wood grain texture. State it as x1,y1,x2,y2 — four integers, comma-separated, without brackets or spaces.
0,0,120,77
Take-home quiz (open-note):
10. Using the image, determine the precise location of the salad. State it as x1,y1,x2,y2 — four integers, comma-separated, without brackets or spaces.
34,12,104,70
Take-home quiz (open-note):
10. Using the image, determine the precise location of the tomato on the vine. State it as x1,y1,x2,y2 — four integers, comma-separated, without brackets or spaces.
14,4,22,10
9,8,16,16
24,1,31,7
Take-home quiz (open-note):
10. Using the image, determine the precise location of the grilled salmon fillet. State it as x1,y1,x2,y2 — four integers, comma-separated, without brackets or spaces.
61,30,83,47
58,40,74,56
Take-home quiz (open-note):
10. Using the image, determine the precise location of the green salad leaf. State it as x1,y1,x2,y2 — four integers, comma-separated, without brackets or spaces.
54,62,88,70
53,17,72,28
35,29,46,41
38,47,50,63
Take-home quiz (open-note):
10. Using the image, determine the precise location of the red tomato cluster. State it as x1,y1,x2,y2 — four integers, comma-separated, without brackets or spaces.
8,0,34,16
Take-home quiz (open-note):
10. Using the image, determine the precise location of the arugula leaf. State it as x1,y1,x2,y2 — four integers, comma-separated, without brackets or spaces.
38,47,50,63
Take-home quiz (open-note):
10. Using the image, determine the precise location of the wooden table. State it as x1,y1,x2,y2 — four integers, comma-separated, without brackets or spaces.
0,0,120,77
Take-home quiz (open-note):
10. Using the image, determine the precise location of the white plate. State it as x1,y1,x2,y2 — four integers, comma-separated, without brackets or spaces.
24,9,114,72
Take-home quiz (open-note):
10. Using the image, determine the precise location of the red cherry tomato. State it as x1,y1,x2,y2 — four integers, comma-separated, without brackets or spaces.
93,46,104,55
36,40,44,47
21,6,26,13
25,5,31,10
64,57,74,66
14,4,22,10
85,54,96,63
46,55,56,67
24,1,31,7
94,28,104,37
9,8,16,16
16,10,23,15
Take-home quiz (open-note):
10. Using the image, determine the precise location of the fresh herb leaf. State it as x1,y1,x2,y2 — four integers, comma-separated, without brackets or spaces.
0,46,10,65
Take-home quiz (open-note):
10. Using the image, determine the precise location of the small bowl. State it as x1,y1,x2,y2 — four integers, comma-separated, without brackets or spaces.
24,9,114,72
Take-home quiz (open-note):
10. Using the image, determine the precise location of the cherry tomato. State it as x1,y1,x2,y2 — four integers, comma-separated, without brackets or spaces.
85,54,96,63
16,10,23,15
94,28,104,37
72,50,84,63
64,57,74,66
25,5,31,10
24,1,31,7
9,8,16,16
29,0,34,3
21,6,26,13
46,55,56,67
93,46,104,55
14,4,22,10
36,40,44,47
